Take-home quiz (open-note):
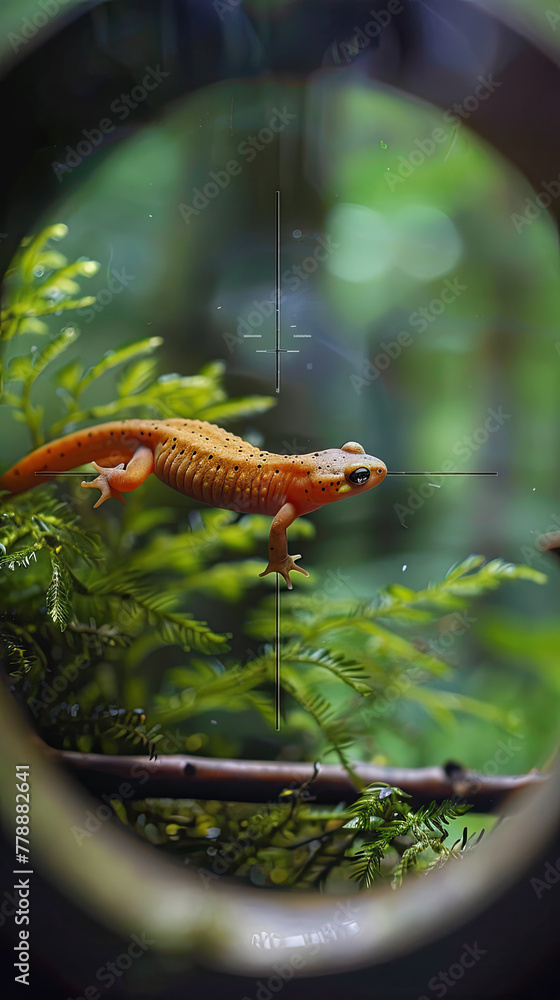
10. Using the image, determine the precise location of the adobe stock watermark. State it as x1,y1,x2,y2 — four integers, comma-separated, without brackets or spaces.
8,0,73,52
520,512,560,569
243,899,359,1000
417,942,487,999
178,106,296,225
68,717,210,848
545,5,560,30
244,563,353,646
477,734,525,777
51,65,170,182
510,175,560,233
361,610,477,721
332,0,405,64
0,885,31,931
385,75,501,191
27,652,93,718
349,275,467,394
76,267,135,324
213,0,242,20
66,932,154,999
223,235,339,354
393,406,510,525
197,780,317,891
70,767,149,846
450,733,526,811
531,855,560,900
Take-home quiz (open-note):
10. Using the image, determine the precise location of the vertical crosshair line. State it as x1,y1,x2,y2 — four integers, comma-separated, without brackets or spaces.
275,190,281,729
275,575,281,730
275,189,281,395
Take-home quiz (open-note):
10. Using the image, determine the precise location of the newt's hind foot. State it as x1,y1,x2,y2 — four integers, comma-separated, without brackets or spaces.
259,553,309,590
81,462,126,508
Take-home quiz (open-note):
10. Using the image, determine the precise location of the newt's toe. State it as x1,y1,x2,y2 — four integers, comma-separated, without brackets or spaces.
82,468,125,508
259,554,309,589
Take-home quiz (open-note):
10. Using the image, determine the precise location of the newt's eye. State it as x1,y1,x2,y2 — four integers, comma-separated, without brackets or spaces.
347,467,370,486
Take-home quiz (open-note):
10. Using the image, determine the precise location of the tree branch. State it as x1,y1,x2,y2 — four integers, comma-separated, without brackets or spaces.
45,746,548,811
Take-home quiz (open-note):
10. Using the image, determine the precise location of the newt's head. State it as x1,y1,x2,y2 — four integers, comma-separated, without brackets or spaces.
300,441,386,508
338,441,387,494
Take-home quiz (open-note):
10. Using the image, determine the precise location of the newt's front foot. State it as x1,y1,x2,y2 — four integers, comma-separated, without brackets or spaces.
81,462,126,508
259,553,310,589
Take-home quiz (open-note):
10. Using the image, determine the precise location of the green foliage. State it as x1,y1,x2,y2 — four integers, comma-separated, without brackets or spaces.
1,224,99,342
99,782,484,892
107,794,346,884
0,225,548,891
247,555,546,749
1,225,100,446
0,226,273,447
39,706,163,758
343,783,477,889
0,225,279,745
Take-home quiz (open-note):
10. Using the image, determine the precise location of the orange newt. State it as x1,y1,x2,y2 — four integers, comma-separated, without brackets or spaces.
0,419,387,587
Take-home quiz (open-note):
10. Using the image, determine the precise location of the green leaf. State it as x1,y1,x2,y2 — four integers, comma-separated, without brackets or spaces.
4,355,33,382
182,560,270,600
34,250,68,270
54,357,85,393
80,337,163,391
19,224,68,283
117,358,158,397
30,327,80,378
27,297,96,317
18,318,49,335
199,396,276,422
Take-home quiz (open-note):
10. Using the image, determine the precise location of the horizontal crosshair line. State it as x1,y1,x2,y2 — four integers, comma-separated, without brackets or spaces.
34,470,499,477
386,471,498,476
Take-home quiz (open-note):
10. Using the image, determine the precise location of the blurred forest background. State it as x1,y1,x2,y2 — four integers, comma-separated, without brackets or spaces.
1,0,559,885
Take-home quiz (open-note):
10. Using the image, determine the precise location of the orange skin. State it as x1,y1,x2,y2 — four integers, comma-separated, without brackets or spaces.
0,419,387,587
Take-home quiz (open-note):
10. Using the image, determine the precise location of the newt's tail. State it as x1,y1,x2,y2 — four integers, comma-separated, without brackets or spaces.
0,421,154,495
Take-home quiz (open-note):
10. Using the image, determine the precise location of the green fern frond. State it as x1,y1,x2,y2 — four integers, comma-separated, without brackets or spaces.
392,840,427,887
41,706,161,757
281,644,371,695
281,666,357,776
0,542,41,570
155,656,271,725
349,846,385,888
0,632,38,673
86,573,230,654
45,551,72,630
344,784,473,889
